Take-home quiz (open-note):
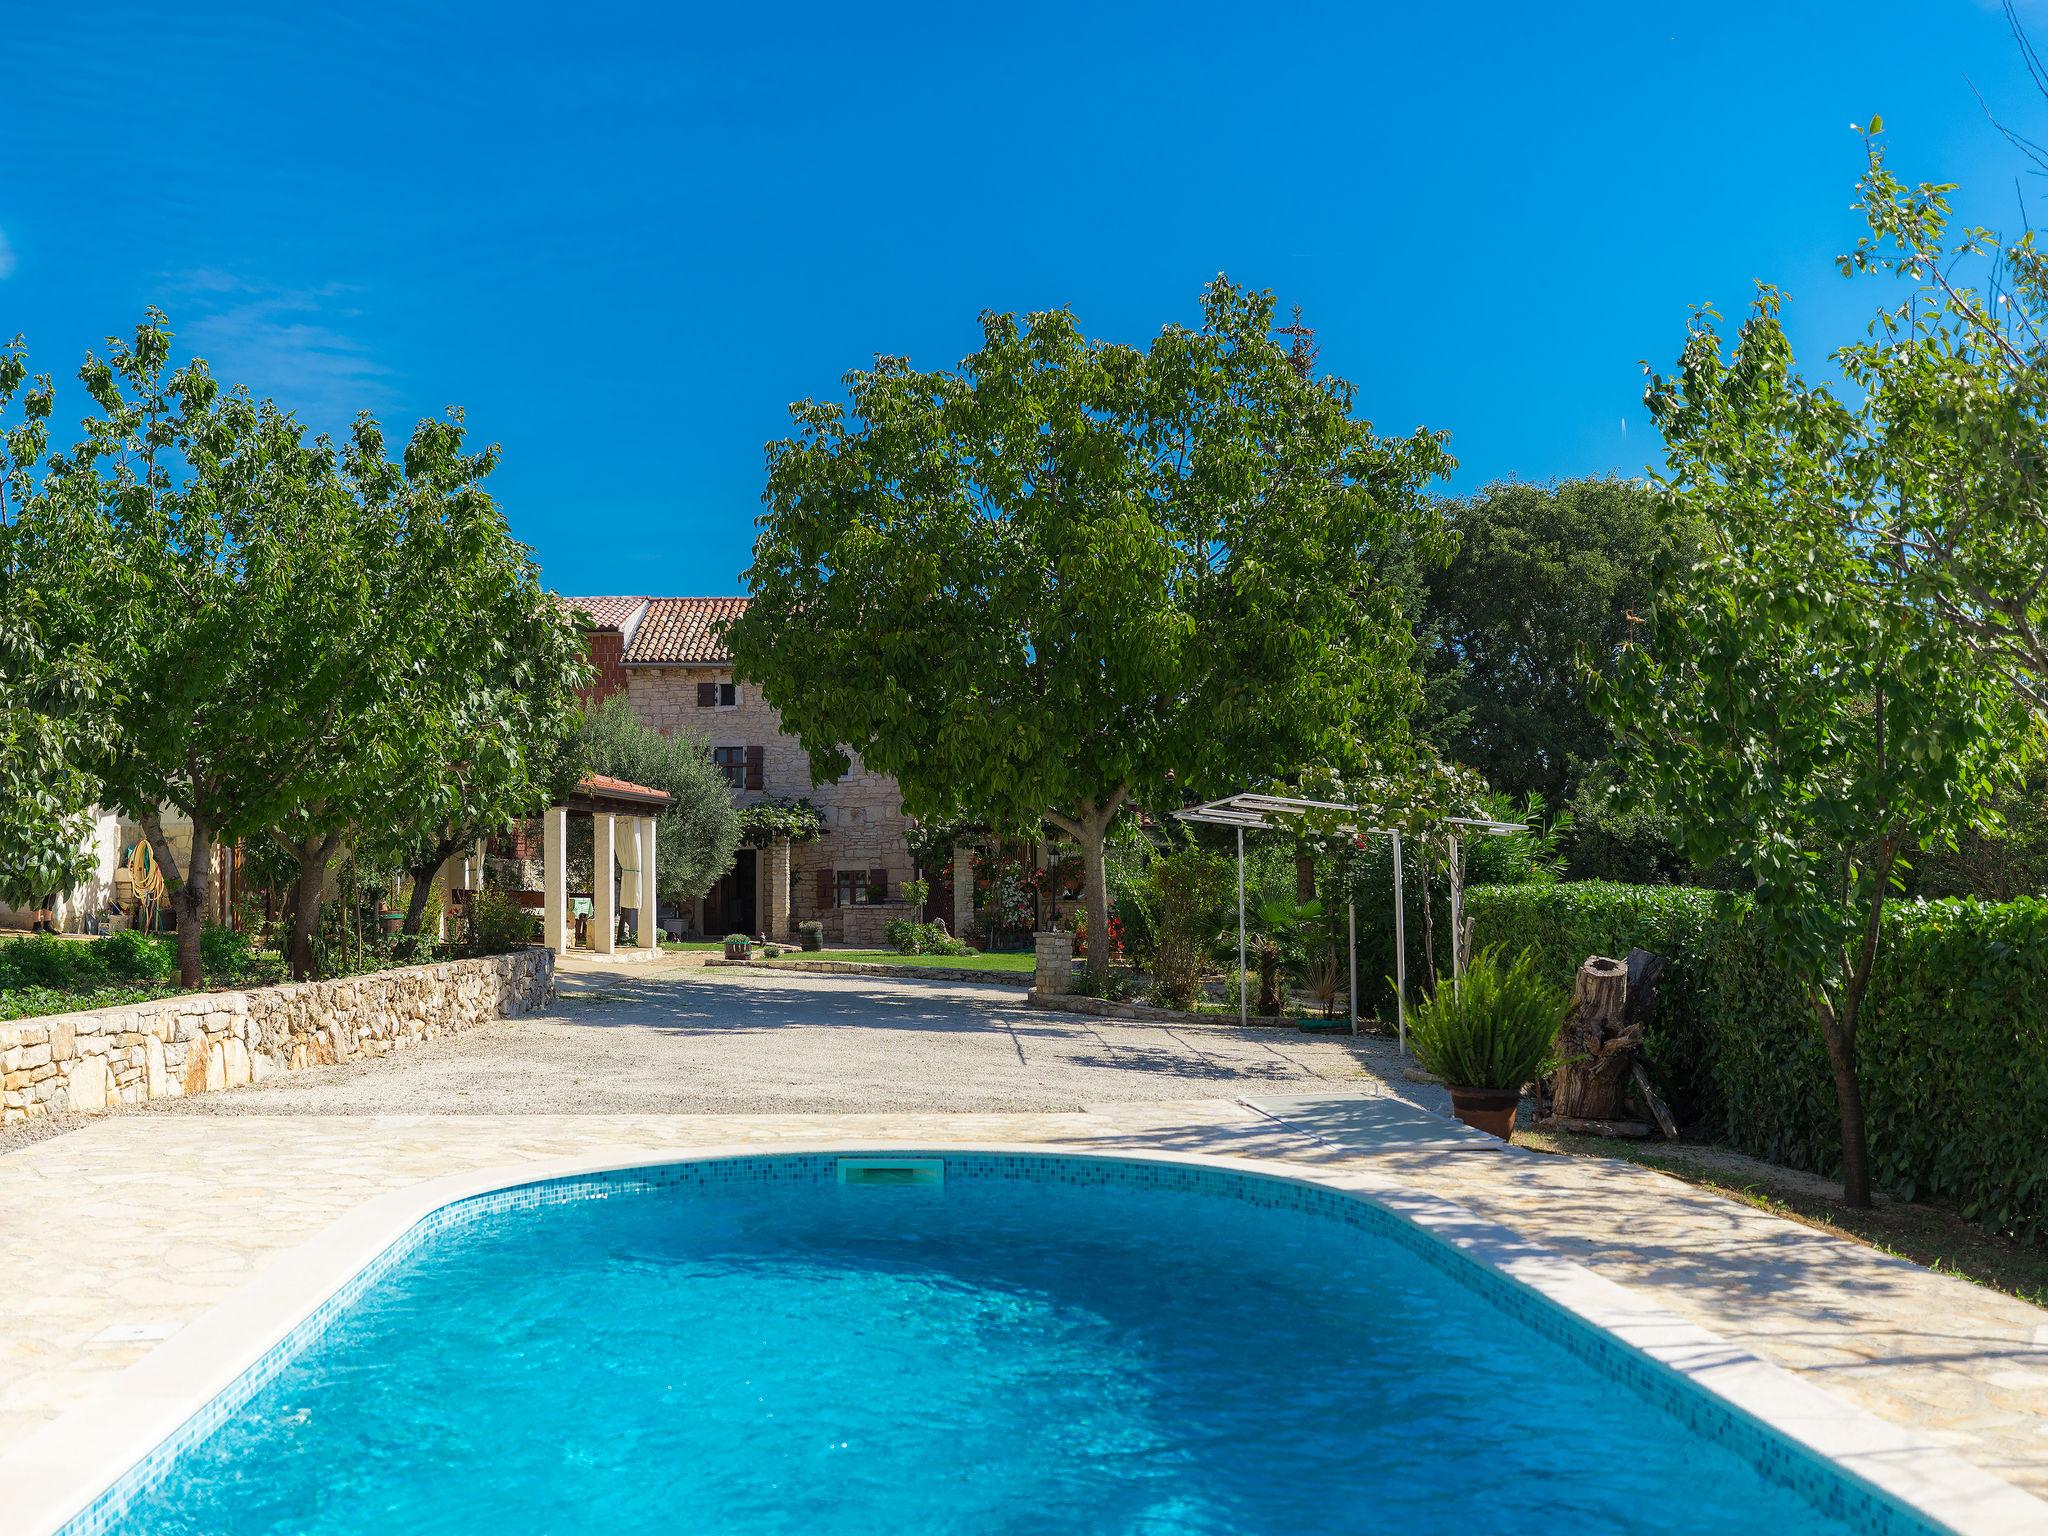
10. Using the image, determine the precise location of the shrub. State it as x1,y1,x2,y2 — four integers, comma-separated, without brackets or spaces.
884,918,972,956
1069,967,1146,1001
468,888,538,955
97,928,176,983
1463,882,1723,1115
1406,945,1566,1090
1147,850,1230,1009
199,924,253,981
0,934,105,989
798,920,825,952
1468,881,2048,1240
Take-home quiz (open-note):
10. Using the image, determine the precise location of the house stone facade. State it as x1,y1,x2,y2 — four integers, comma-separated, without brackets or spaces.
565,596,927,944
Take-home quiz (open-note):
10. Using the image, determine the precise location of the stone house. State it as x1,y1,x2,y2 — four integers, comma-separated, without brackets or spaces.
565,596,937,944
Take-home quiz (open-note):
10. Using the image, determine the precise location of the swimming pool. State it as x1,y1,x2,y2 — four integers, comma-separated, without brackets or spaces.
47,1151,1972,1534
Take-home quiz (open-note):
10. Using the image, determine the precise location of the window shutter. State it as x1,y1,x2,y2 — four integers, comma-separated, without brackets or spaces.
745,744,765,790
696,681,716,707
868,867,889,902
816,869,836,909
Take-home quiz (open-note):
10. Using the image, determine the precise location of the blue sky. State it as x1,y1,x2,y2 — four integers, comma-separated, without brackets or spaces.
4,2,2041,594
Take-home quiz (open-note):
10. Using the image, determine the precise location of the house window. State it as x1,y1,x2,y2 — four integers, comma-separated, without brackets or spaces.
716,681,739,707
695,680,741,708
836,871,876,907
713,747,746,788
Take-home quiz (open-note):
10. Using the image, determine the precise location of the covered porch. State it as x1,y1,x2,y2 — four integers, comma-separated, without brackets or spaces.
539,773,671,958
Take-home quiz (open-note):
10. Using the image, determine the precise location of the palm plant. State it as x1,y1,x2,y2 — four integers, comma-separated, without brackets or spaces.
1406,944,1565,1091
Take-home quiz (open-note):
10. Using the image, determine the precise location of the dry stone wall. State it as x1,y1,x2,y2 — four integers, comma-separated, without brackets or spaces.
0,948,554,1125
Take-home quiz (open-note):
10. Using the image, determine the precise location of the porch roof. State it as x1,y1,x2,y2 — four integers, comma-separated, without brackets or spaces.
565,772,672,815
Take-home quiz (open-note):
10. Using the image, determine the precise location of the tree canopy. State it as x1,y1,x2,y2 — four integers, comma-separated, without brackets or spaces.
725,279,1453,968
0,340,98,911
1419,477,1696,807
4,315,588,982
1607,285,2034,1207
1843,127,2048,712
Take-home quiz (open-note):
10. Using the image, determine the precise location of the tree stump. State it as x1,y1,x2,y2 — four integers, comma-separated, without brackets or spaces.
1548,955,1640,1123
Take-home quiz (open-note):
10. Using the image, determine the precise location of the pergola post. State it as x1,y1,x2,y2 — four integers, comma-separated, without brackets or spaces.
1235,826,1247,1026
639,814,660,950
542,807,568,954
592,813,617,957
1392,830,1408,1056
1347,892,1357,1036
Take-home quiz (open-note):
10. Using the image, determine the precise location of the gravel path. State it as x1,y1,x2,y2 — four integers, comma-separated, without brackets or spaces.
46,962,1441,1122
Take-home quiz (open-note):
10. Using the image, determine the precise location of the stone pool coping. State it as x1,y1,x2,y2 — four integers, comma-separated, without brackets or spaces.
5,1142,2042,1536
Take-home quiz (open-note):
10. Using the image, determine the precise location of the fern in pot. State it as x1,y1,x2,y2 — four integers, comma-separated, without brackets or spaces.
1407,945,1566,1142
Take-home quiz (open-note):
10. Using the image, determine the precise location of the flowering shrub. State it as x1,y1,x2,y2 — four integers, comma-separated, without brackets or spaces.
1070,906,1124,961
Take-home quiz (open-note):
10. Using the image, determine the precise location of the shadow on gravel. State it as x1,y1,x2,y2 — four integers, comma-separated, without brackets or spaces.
551,968,1401,1086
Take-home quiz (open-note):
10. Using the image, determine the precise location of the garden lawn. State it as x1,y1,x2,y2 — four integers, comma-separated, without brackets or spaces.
765,948,1035,974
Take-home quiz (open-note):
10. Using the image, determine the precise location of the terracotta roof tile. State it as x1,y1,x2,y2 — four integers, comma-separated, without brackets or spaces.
623,596,750,664
579,771,672,805
560,595,649,631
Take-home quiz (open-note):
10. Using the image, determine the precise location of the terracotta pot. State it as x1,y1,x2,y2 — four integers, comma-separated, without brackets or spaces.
1447,1085,1522,1141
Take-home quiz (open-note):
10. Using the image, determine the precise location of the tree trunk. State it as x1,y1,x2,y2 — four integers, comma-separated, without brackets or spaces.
280,830,348,981
142,811,209,989
1295,848,1316,906
1549,955,1637,1120
1816,991,1872,1208
403,834,464,935
1049,792,1126,977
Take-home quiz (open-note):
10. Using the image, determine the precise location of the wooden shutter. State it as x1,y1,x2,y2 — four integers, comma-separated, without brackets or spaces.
696,681,717,707
816,869,836,909
868,867,889,903
745,745,765,790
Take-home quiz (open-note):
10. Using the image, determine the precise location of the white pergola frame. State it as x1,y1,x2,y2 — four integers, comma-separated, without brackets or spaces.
1172,793,1525,1052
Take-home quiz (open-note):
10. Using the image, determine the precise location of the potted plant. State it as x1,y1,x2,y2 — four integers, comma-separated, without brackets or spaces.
797,920,825,952
1405,945,1566,1142
723,932,753,961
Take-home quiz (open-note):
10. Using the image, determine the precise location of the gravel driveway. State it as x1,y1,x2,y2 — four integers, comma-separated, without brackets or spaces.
81,961,1438,1120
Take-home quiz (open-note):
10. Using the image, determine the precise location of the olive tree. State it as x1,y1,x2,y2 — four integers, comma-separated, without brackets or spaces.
726,279,1451,970
574,694,741,912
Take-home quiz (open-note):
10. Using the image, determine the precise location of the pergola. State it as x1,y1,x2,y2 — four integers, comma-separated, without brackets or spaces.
540,773,671,958
1172,793,1525,1050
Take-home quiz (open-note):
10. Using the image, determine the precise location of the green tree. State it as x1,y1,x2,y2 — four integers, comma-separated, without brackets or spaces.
1607,287,2033,1208
264,413,589,972
576,694,741,911
0,339,100,911
726,280,1452,971
15,316,378,986
1845,128,2048,713
1420,477,1696,805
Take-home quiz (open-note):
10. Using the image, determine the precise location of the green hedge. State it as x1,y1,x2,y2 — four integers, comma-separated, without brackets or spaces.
1466,882,2048,1240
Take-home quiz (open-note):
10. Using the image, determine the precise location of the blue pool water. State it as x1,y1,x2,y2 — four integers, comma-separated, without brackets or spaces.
92,1156,1900,1536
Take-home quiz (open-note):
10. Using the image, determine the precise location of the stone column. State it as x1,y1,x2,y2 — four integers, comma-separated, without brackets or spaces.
639,814,660,950
765,836,792,941
952,843,974,938
542,807,569,954
592,813,617,956
1033,930,1074,995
